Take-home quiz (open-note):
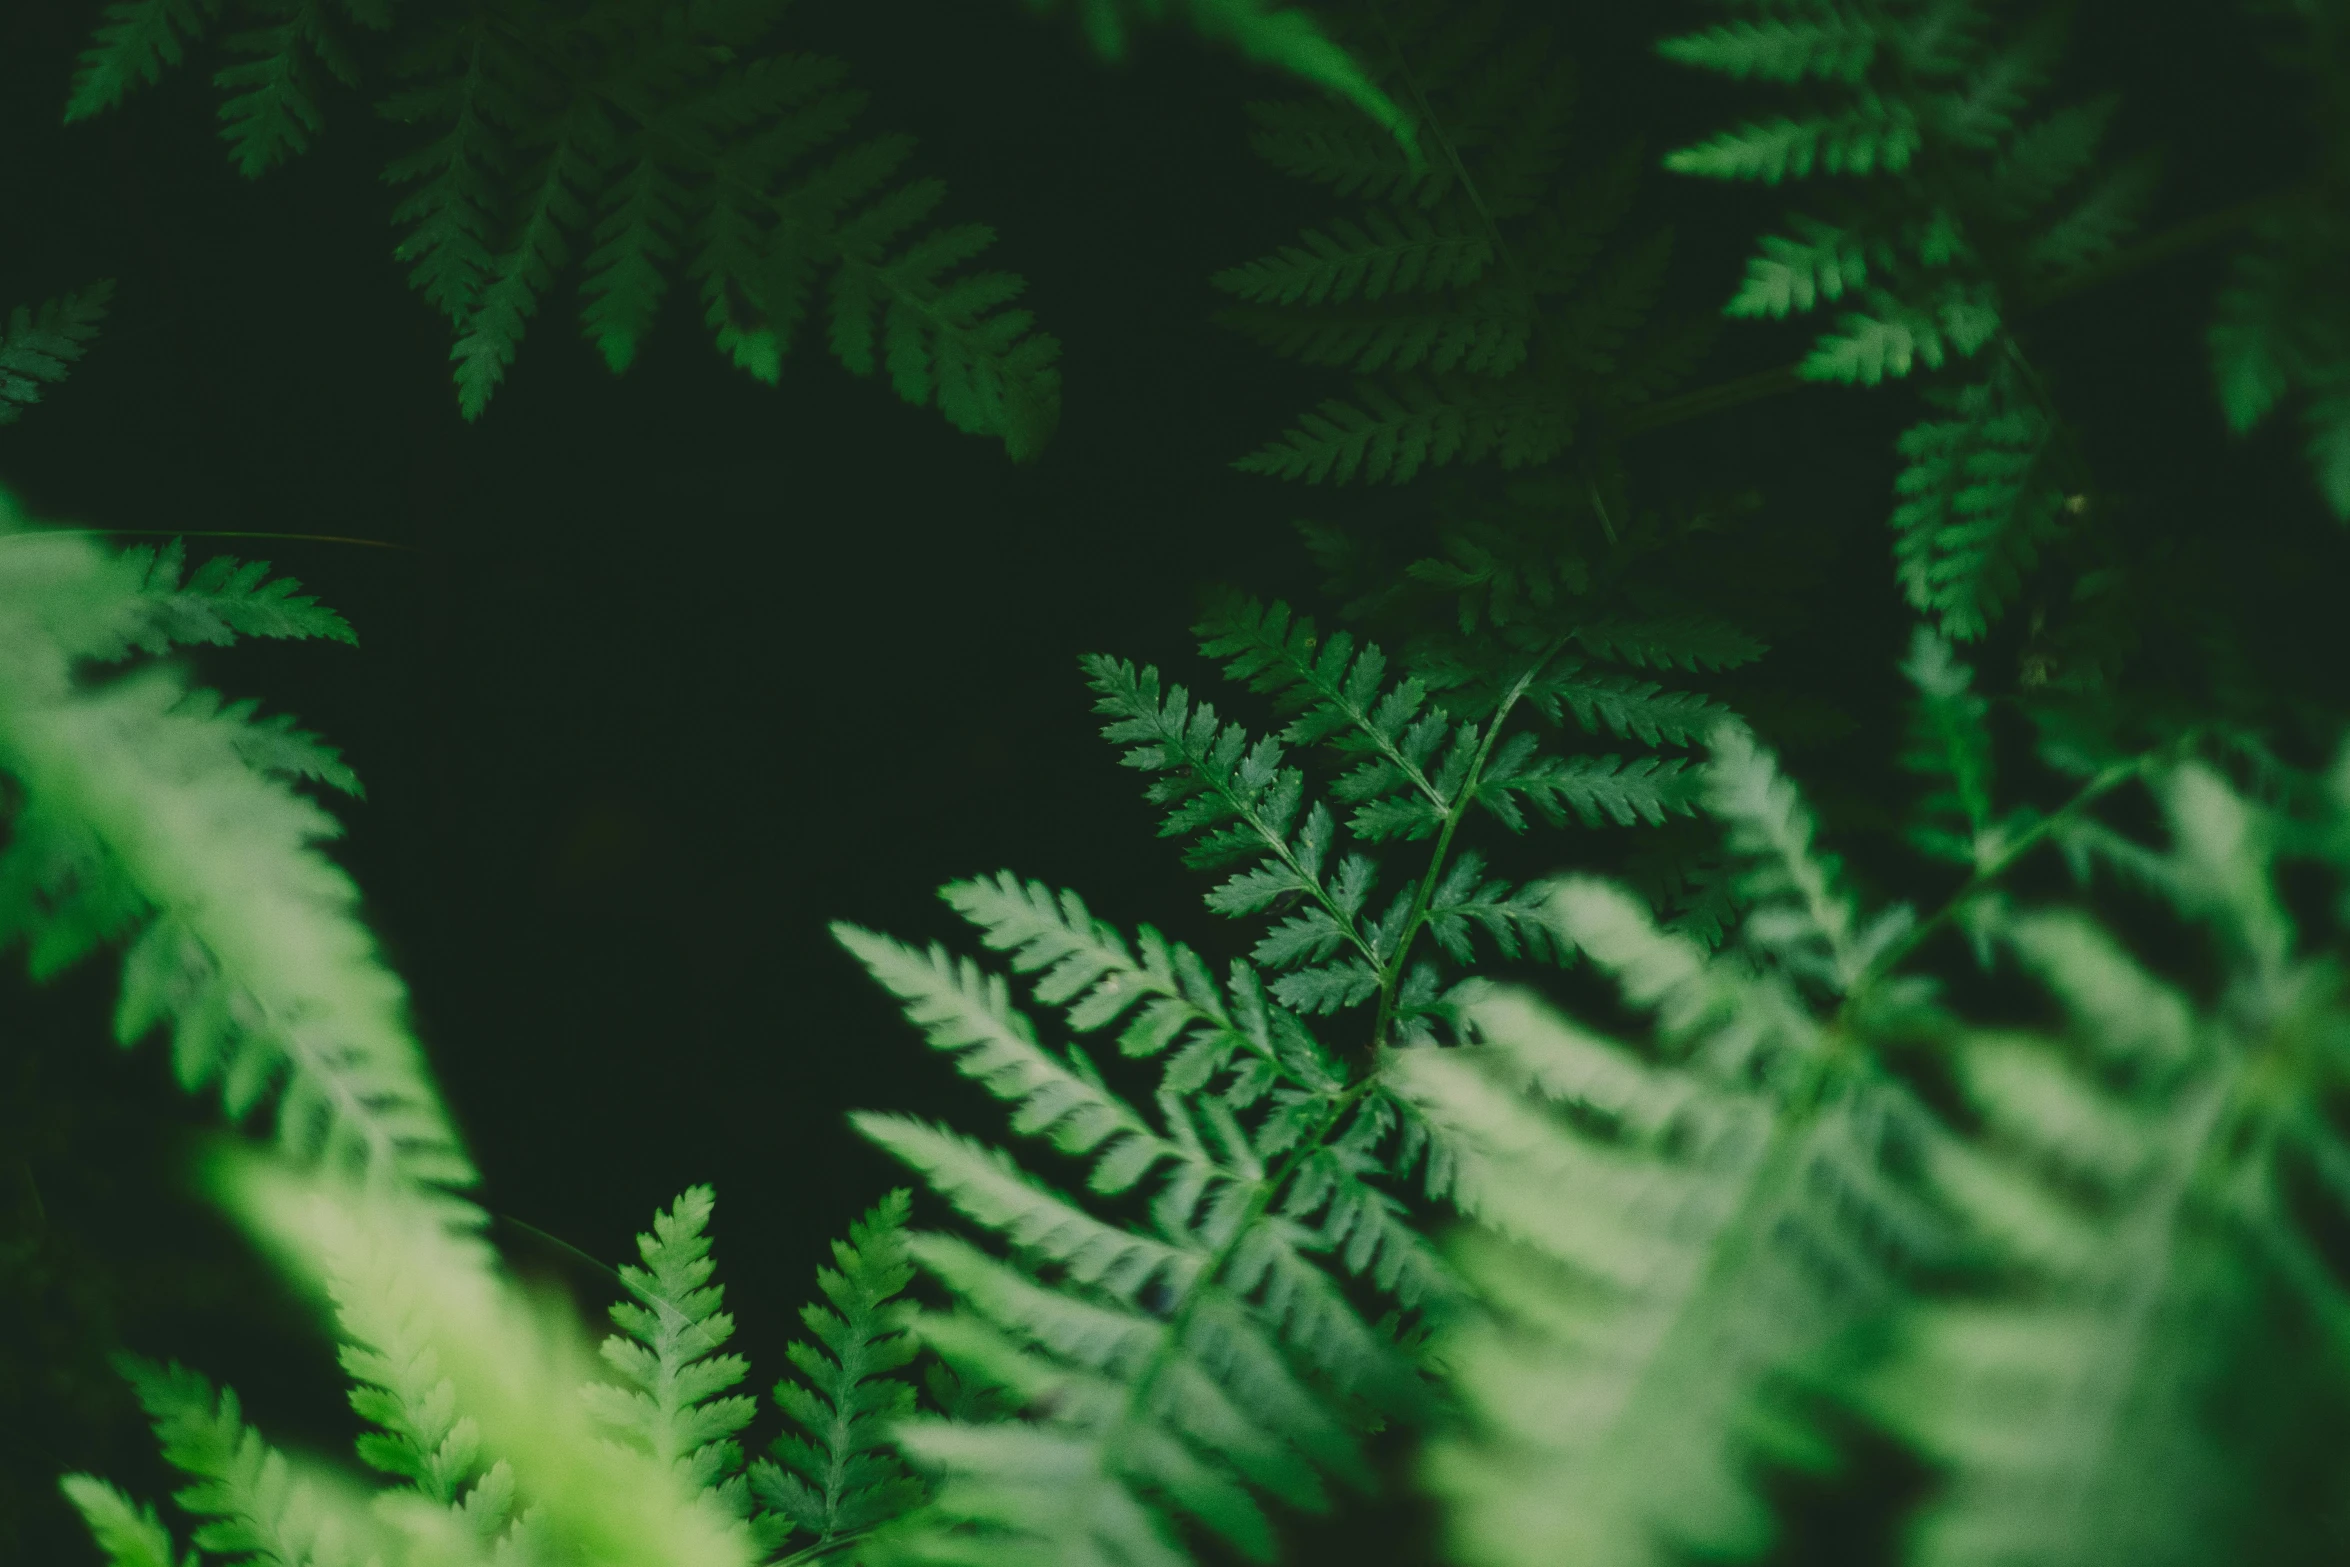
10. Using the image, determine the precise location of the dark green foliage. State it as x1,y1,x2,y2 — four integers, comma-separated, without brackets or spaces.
1017,0,1417,163
1661,0,2153,639
66,0,389,177
376,0,1061,446
0,282,114,425
1216,0,1712,485
1087,595,1703,1025
2207,1,2350,520
0,516,471,1207
1411,647,2350,1567
66,0,1063,454
753,1189,926,1545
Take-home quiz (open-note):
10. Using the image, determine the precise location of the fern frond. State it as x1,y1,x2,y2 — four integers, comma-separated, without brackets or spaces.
0,520,473,1208
1243,96,1434,206
1725,218,1871,318
1664,0,2137,634
1525,665,1732,746
1891,360,2070,639
837,927,1190,1194
118,1356,378,1567
65,0,218,121
2209,203,2350,519
753,1190,925,1544
1656,14,1879,85
584,1186,759,1525
1211,209,1492,307
221,1153,762,1567
1476,742,1695,831
1663,99,1922,183
369,7,1061,453
1702,722,1910,994
1236,373,1577,485
0,280,115,424
1221,8,1693,488
1899,627,1997,864
1399,979,1939,1567
845,868,1441,1567
852,1114,1199,1301
1196,596,1455,808
212,0,388,178
322,1215,512,1533
117,538,359,653
58,1475,191,1567
941,872,1254,1070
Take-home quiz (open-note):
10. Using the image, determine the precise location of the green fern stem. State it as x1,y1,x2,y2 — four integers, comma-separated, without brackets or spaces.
1369,648,1559,1051
1101,1070,1389,1485
1854,742,2176,1004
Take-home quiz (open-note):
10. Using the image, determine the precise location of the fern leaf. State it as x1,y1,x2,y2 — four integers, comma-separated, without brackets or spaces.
1571,616,1768,674
1477,742,1695,831
1899,628,1996,864
1656,14,1878,84
1528,666,1730,746
118,1356,373,1567
1890,364,2068,639
753,1191,925,1543
1211,208,1492,307
851,1114,1199,1302
1662,98,1921,183
451,107,602,420
65,0,217,122
1702,722,1908,993
322,1216,509,1528
1725,219,1868,318
836,926,1186,1194
581,140,688,375
1801,301,1948,384
1398,982,1938,1567
118,539,359,652
1243,97,1433,207
583,1186,759,1525
0,281,114,424
380,15,526,329
828,209,1064,462
0,522,474,1206
58,1475,188,1567
1236,374,1574,484
213,0,362,178
2304,384,2350,520
941,872,1247,1062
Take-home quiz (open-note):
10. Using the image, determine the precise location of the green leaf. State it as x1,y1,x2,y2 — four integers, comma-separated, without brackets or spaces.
58,1475,185,1567
1657,15,1878,84
0,281,114,424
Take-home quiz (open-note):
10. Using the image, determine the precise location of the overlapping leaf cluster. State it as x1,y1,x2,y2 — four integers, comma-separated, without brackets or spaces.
1410,631,2350,1567
2208,0,2350,521
64,0,1063,453
64,1184,946,1567
1660,0,2158,638
0,503,473,1211
817,584,1745,1567
1215,0,1714,486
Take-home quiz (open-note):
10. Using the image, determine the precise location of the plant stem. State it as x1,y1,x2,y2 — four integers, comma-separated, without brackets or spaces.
1369,648,1558,1051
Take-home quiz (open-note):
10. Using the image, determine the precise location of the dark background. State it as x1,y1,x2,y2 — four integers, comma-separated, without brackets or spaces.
0,0,2338,1560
